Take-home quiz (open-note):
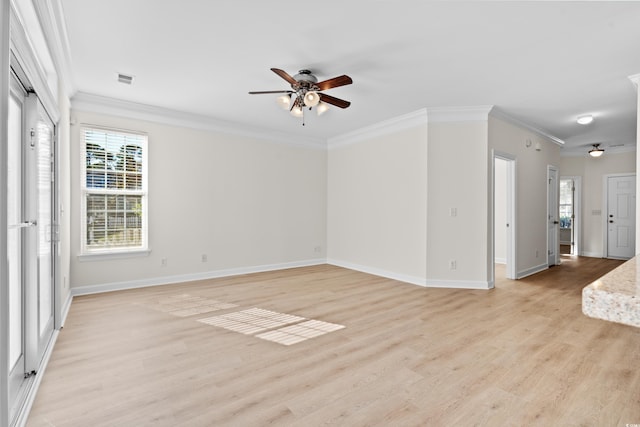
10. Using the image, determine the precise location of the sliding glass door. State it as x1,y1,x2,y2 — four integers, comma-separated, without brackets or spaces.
7,71,56,422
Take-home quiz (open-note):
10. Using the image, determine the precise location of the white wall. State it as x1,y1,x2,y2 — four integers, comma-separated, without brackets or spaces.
488,116,561,277
560,152,636,257
70,110,327,291
327,124,428,284
494,158,507,263
427,120,489,286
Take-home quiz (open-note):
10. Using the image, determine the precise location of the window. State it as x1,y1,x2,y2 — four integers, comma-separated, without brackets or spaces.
81,127,148,254
559,179,573,229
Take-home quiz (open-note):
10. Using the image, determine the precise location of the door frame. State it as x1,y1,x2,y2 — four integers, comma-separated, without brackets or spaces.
491,150,516,281
2,4,62,426
560,176,582,256
603,173,636,259
547,165,559,266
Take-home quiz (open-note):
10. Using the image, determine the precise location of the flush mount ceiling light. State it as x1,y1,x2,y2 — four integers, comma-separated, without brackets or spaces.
577,115,594,125
249,68,353,126
589,143,604,157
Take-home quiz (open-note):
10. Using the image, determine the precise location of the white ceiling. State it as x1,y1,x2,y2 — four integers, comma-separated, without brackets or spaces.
58,1,640,153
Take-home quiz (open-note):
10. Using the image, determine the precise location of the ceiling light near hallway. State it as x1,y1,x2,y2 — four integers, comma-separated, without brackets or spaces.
577,115,594,125
589,144,604,157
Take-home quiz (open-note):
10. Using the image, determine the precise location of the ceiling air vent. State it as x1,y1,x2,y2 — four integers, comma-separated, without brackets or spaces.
117,73,134,85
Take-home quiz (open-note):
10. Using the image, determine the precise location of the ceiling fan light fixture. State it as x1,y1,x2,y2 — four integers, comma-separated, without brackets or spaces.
316,101,330,116
589,144,604,157
249,68,352,125
290,105,304,118
304,91,320,107
276,95,291,110
577,115,594,125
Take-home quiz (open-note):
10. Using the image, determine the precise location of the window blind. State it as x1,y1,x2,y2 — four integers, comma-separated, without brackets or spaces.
82,127,148,253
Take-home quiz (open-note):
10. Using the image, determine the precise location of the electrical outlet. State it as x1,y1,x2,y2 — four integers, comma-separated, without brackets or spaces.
449,260,457,270
535,249,539,258
161,258,167,266
314,246,322,253
201,254,207,262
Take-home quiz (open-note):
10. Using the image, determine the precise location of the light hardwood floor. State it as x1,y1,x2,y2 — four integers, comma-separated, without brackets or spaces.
28,256,640,426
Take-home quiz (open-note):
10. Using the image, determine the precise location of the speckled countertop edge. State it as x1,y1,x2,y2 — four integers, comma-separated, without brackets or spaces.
582,257,640,328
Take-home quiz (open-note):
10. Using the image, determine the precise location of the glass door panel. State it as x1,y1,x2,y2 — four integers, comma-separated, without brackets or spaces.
8,74,27,420
23,95,55,371
36,101,54,340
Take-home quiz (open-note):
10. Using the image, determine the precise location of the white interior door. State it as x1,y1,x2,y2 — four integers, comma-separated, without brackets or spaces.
547,166,559,266
606,175,636,259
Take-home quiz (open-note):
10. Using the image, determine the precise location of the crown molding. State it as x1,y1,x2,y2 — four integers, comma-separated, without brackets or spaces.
327,106,497,149
427,105,494,123
490,107,565,146
32,0,76,97
327,108,428,148
71,92,327,149
629,73,640,90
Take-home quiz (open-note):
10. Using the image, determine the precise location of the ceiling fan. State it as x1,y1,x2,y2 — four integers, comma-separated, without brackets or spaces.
249,68,352,124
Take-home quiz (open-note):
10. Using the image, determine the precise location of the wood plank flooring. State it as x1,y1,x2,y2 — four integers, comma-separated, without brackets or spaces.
27,256,640,426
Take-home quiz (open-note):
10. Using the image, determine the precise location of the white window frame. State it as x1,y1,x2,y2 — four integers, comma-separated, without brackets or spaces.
79,126,149,258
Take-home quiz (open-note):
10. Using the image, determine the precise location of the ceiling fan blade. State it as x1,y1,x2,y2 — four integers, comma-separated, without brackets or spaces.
319,93,351,109
271,68,297,86
248,90,294,94
316,75,353,91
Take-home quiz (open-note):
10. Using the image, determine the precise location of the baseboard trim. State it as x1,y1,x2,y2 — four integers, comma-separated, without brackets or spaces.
71,259,327,296
60,293,73,327
14,329,60,427
425,279,493,290
327,259,427,287
327,259,495,290
517,263,548,279
580,251,603,258
494,258,506,264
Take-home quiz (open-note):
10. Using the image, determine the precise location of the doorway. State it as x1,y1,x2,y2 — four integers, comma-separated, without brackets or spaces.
7,70,57,422
547,166,559,266
493,151,516,281
559,176,581,256
605,174,636,259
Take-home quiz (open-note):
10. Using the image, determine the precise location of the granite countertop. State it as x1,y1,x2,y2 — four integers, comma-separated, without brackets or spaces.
582,256,640,328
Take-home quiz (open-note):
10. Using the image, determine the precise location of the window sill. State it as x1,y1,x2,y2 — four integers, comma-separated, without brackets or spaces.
77,249,151,262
